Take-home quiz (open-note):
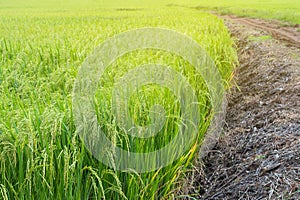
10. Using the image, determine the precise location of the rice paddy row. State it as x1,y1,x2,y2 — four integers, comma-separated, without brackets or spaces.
0,7,237,199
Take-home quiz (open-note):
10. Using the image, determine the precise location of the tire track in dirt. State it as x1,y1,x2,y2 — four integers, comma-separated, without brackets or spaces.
221,15,300,48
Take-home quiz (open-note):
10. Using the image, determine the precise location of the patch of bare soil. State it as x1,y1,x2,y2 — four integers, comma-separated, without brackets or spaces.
185,20,300,199
221,15,300,48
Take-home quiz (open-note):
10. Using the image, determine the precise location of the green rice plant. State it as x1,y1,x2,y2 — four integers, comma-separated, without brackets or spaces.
0,4,237,200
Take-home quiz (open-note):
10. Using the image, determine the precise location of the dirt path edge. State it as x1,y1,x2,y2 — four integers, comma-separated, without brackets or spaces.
183,17,300,200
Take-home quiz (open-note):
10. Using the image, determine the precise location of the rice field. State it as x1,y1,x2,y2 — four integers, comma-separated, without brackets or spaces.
0,1,237,199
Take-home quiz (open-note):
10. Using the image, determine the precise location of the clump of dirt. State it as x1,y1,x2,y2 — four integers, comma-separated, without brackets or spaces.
187,20,300,199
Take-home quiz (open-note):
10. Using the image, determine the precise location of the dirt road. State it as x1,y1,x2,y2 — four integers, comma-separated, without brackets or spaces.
221,15,300,48
185,17,300,199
